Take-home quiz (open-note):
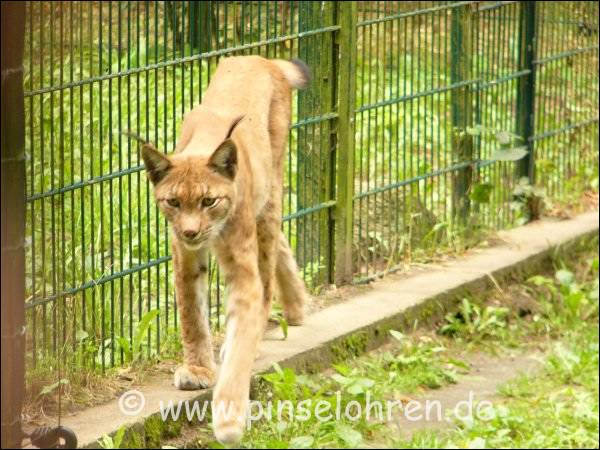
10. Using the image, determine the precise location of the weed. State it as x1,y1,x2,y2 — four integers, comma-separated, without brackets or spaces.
116,309,160,363
99,426,126,450
439,298,510,343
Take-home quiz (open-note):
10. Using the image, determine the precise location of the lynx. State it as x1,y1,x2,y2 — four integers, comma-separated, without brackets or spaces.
140,55,310,444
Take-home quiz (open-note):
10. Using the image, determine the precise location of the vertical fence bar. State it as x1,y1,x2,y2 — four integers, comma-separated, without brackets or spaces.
450,3,475,224
320,2,336,284
516,1,536,184
1,2,26,447
334,1,357,285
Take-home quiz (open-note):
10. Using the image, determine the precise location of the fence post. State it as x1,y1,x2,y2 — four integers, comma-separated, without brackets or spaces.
334,1,357,285
320,1,337,285
188,1,215,53
450,3,475,225
1,2,26,447
516,1,537,185
297,2,336,285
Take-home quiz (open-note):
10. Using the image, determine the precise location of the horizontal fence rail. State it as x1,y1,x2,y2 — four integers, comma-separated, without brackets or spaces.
21,1,598,379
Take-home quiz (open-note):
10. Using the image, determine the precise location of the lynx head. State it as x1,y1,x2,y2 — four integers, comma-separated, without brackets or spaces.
141,117,242,250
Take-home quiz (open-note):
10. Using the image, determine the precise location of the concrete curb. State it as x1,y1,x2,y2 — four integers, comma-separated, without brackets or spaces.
59,212,598,448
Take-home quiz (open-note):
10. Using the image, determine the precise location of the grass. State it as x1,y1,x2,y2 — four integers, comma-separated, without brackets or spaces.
395,320,599,448
454,330,597,448
21,1,598,404
179,241,599,449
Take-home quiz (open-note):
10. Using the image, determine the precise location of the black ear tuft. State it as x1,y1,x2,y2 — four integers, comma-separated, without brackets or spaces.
226,115,245,139
141,143,171,184
208,139,237,179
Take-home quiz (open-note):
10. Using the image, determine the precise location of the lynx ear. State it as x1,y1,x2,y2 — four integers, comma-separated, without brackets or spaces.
208,139,237,179
141,143,171,184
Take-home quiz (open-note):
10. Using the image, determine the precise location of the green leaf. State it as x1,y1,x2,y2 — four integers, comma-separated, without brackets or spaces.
432,222,448,232
346,377,375,395
282,367,296,385
389,329,405,342
276,421,288,434
262,372,282,384
132,309,160,358
470,183,493,203
495,130,512,145
279,317,289,340
446,357,470,370
289,436,314,449
489,146,528,162
76,329,89,342
272,362,284,377
331,373,350,385
38,378,69,397
333,363,351,376
467,437,487,448
113,426,126,449
528,275,553,286
117,336,133,362
556,269,575,286
335,423,362,447
466,125,483,136
296,374,320,391
99,435,114,450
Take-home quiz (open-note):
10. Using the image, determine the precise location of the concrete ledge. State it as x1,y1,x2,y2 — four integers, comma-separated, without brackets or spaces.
60,212,598,448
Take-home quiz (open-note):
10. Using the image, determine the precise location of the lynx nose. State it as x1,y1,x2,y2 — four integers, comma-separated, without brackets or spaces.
182,229,199,240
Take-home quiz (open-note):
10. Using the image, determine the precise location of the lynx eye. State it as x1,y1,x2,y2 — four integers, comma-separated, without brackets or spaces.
166,198,180,208
202,197,217,208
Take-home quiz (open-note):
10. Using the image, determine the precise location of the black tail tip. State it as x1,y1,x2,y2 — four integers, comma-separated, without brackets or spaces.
291,58,312,89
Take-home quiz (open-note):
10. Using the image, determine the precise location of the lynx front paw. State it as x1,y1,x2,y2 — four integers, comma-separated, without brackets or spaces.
174,364,215,390
284,307,305,326
214,420,245,447
212,384,248,445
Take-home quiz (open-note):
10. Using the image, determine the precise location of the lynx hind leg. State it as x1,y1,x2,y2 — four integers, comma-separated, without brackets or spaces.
276,232,307,325
257,213,280,323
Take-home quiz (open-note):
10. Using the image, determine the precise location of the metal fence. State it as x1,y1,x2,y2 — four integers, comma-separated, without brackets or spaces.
23,1,599,374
